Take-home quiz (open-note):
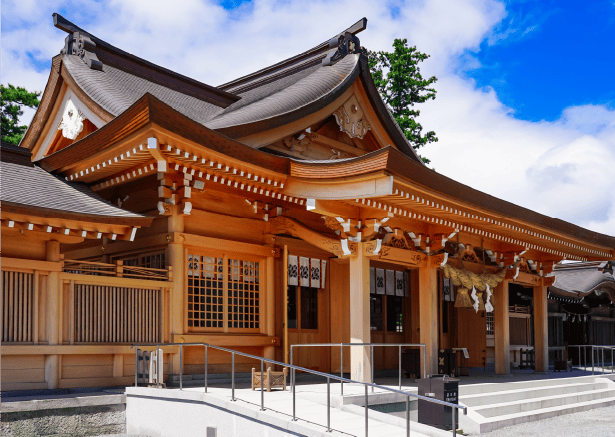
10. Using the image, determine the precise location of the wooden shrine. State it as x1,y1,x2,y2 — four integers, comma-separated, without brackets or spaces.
2,14,615,391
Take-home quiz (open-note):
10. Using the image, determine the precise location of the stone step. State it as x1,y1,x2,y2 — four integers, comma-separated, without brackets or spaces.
468,396,615,434
458,375,599,396
473,388,615,418
460,381,609,406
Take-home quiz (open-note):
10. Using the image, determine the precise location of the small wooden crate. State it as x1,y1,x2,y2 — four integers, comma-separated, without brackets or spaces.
252,367,287,391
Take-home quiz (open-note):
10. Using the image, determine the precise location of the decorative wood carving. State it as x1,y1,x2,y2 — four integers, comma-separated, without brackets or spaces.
332,95,371,139
58,99,86,140
383,231,414,250
378,246,426,267
518,257,531,273
431,253,445,267
459,244,481,264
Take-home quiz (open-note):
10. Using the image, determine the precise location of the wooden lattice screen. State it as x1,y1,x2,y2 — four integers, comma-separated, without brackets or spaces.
2,270,35,343
74,285,161,343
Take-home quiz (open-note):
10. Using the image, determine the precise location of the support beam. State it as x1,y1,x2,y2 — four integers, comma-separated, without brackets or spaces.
45,240,61,389
167,208,184,376
533,284,549,373
349,242,371,382
418,263,438,376
495,280,510,375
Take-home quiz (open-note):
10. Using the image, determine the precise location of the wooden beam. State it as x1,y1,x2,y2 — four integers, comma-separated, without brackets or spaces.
269,216,357,257
168,232,279,258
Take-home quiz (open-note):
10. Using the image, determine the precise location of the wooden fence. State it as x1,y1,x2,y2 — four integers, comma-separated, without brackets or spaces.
74,285,162,343
64,259,171,281
2,270,35,343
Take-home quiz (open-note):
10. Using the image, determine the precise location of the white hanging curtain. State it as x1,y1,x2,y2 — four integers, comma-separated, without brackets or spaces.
300,257,310,287
310,258,321,288
288,255,298,286
376,268,385,294
395,271,405,296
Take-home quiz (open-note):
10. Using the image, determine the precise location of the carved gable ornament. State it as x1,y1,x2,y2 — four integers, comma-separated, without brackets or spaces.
58,98,86,140
332,95,371,139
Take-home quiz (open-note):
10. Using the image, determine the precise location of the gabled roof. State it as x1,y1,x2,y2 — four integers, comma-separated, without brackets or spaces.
24,14,422,163
1,143,151,226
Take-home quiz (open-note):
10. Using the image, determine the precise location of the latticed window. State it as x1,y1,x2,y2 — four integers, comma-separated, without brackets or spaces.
187,252,261,332
486,313,494,336
122,251,165,269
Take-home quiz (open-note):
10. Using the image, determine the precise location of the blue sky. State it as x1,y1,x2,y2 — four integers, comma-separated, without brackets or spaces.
2,0,615,236
464,0,615,122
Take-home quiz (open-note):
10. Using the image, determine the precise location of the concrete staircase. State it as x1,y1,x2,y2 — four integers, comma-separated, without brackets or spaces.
459,375,615,434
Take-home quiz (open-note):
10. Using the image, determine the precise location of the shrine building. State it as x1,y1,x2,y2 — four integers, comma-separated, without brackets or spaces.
2,14,615,391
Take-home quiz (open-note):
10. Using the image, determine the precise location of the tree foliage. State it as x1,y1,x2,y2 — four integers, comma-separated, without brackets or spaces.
369,39,437,164
1,84,41,146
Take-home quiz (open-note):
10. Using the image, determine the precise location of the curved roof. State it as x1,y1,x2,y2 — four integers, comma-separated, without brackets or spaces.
33,14,422,163
1,143,150,226
206,55,359,131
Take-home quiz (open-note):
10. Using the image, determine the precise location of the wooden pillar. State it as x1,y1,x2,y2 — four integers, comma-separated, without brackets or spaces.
264,256,275,362
494,280,510,374
533,284,548,372
45,240,61,389
349,242,371,382
418,264,438,376
168,209,184,375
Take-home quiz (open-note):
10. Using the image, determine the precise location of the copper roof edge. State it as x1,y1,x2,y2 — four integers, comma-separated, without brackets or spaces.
52,13,240,108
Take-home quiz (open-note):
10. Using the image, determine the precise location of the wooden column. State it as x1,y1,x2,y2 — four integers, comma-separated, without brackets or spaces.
533,283,548,373
168,209,185,375
418,264,438,376
45,240,61,389
494,280,510,374
349,242,371,382
264,255,275,362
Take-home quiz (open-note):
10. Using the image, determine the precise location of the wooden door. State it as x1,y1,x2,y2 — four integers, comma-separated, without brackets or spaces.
456,308,487,368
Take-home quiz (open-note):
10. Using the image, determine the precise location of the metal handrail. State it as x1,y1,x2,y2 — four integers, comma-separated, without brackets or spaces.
290,343,426,395
568,345,615,375
132,342,466,437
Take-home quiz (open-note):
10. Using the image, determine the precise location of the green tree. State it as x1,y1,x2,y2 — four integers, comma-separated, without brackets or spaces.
369,39,437,164
1,84,41,146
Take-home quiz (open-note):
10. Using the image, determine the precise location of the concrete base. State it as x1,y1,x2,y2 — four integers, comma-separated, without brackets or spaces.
1,393,126,437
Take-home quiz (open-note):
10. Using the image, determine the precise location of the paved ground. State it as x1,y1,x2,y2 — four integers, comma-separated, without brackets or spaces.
471,405,615,437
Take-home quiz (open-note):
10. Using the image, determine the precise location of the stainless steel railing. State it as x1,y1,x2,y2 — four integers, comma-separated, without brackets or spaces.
131,342,466,437
568,345,615,375
290,343,426,395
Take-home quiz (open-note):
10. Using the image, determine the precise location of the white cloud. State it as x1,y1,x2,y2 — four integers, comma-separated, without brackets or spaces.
3,0,614,238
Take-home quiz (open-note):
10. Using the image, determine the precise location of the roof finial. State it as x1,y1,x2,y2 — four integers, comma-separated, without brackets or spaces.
322,32,366,66
61,32,103,70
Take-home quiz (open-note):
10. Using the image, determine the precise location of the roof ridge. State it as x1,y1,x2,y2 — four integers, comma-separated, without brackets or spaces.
52,13,240,108
217,18,367,91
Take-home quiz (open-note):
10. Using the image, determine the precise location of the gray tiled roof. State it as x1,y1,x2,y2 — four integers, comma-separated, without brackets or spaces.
207,55,357,130
1,160,145,219
551,265,615,294
64,55,224,125
64,51,358,132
